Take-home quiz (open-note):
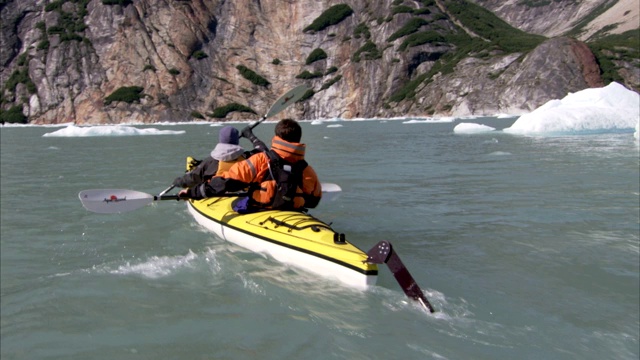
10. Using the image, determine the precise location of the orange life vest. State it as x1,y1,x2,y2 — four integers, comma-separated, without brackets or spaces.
215,156,245,176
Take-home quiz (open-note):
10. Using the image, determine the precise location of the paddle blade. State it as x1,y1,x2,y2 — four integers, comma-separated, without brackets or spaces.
320,182,342,202
78,189,154,214
265,84,310,118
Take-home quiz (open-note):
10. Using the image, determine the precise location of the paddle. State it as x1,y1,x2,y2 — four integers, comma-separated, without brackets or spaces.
366,241,436,313
157,185,175,197
247,84,310,131
79,183,342,214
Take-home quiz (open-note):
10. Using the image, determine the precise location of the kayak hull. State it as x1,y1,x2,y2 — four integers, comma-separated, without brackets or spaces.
186,197,378,289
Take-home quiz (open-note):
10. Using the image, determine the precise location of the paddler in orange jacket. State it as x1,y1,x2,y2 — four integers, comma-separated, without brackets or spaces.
179,119,322,211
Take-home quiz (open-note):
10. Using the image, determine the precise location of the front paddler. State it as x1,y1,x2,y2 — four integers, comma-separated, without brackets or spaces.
179,119,322,213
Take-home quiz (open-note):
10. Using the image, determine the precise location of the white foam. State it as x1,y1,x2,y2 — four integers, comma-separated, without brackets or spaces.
109,250,201,278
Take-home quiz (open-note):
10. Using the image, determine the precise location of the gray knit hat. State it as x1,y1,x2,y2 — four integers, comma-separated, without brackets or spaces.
218,126,240,145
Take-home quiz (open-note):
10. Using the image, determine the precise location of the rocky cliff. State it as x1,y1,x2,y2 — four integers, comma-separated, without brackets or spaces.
0,0,638,124
470,0,639,40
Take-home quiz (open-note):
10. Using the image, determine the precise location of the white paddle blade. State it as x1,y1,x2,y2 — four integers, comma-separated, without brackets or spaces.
78,189,154,214
320,182,341,202
265,84,310,118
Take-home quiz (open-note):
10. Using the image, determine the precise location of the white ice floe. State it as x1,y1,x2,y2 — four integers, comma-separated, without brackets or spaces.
453,123,496,134
503,82,639,135
42,125,185,137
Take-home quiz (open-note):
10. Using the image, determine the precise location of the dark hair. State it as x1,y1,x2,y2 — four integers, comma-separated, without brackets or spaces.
275,118,302,142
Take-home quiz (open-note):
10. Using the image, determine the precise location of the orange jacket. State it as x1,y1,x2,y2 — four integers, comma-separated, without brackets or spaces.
212,136,322,209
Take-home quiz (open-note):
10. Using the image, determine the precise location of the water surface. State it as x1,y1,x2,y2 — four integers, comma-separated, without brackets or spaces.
2,118,638,359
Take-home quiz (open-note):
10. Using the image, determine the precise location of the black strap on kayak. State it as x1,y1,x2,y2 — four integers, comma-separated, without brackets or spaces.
261,215,333,233
366,241,435,313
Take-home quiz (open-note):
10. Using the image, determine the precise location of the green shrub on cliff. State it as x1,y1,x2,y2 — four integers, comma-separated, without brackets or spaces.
44,0,64,12
5,68,36,94
354,23,371,39
305,48,328,65
398,31,445,51
190,111,205,119
37,40,50,50
210,103,256,118
388,73,428,102
588,30,638,86
303,4,353,33
296,70,323,79
104,86,144,105
0,106,28,124
43,0,90,43
298,89,315,102
320,75,342,90
352,41,382,62
325,66,338,75
236,65,270,87
191,50,208,60
387,18,429,42
445,0,545,53
102,0,133,5
392,5,414,15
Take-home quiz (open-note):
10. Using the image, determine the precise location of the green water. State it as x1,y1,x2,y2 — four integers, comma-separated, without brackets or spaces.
1,119,638,359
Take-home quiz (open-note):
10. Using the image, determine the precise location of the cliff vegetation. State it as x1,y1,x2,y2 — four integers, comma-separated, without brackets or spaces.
0,0,637,124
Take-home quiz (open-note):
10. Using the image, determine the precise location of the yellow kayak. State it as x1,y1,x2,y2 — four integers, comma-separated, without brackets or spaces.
184,157,378,289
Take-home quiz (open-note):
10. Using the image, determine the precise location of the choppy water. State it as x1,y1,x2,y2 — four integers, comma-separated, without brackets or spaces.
1,118,639,359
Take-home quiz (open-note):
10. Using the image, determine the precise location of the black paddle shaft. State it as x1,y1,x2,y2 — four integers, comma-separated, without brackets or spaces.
366,241,435,313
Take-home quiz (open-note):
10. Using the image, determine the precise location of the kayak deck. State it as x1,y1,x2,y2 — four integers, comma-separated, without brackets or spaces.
187,196,378,289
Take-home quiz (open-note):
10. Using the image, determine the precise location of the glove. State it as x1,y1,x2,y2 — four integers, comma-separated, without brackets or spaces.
252,139,267,152
241,126,267,152
172,177,186,188
240,126,256,140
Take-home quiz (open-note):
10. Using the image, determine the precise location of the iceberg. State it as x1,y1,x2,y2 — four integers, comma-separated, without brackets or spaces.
453,123,496,134
504,82,640,135
43,125,185,137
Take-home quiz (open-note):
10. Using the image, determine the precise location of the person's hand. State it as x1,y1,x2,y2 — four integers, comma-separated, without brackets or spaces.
177,189,190,200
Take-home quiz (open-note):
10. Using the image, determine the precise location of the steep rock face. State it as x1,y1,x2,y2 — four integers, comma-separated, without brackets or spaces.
397,37,604,117
83,0,219,123
0,0,633,124
466,0,638,93
470,0,639,40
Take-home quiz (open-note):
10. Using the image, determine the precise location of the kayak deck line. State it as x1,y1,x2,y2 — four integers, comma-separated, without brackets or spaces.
260,215,335,233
